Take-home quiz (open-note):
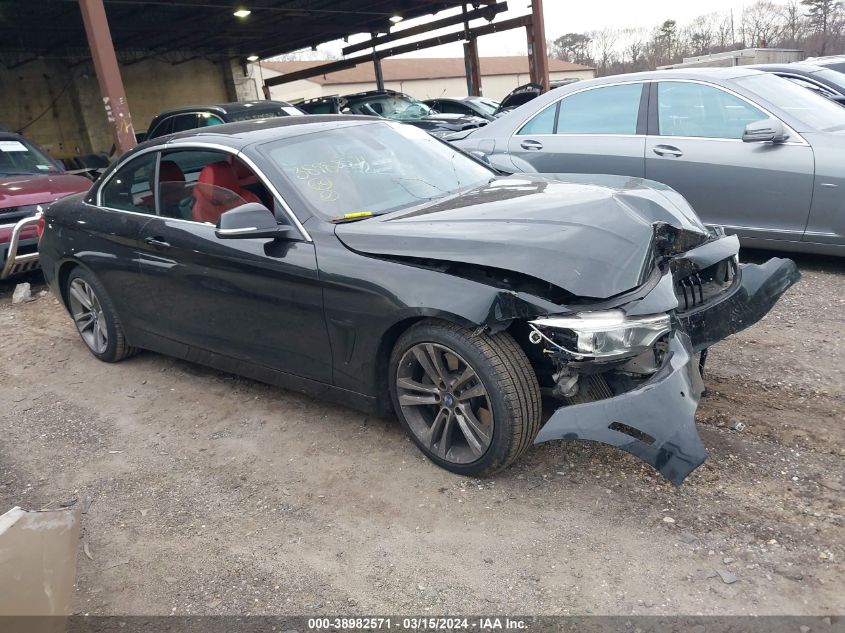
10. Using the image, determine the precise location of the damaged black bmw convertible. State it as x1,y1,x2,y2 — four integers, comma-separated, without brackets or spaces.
38,116,799,484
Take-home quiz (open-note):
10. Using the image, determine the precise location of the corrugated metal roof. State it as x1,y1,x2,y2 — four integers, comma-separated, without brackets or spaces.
0,1,470,60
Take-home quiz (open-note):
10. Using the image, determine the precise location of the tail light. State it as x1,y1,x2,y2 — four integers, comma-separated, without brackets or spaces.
36,215,46,239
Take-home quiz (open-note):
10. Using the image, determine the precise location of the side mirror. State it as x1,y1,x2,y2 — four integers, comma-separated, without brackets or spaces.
215,203,292,240
742,118,789,143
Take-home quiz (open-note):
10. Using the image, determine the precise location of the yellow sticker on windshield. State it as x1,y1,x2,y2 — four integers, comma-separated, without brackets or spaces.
343,212,373,219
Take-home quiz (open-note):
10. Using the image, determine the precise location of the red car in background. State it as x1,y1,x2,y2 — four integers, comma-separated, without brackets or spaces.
0,131,91,279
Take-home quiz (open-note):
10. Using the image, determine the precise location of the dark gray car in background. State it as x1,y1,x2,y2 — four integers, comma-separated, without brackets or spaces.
453,68,845,256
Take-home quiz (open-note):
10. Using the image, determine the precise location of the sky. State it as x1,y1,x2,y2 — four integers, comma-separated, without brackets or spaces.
307,0,753,60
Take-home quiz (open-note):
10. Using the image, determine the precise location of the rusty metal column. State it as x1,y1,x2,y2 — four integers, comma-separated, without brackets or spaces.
463,38,482,96
78,0,136,155
527,0,549,91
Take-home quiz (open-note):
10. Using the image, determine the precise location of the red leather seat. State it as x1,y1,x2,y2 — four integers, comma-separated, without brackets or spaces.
192,161,260,224
139,160,185,212
159,160,185,184
231,157,258,187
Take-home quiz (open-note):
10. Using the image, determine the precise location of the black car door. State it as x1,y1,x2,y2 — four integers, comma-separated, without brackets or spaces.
133,147,333,383
86,150,159,333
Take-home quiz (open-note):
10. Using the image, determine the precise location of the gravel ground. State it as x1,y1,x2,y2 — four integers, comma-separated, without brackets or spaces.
0,250,842,616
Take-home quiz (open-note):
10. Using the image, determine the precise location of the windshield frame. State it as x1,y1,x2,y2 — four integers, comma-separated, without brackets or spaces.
254,120,496,221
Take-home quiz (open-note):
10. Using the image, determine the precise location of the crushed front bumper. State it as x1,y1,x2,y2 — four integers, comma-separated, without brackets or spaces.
534,257,800,485
0,215,41,280
679,257,801,352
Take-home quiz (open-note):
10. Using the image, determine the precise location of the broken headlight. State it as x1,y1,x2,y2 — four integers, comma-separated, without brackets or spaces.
528,310,672,360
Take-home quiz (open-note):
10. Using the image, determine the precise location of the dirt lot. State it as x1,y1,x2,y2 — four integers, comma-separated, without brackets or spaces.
0,250,843,616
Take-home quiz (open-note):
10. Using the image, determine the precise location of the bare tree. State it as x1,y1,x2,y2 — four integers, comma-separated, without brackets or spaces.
782,0,809,45
713,11,737,49
589,29,618,74
686,14,717,55
742,1,786,47
619,27,649,70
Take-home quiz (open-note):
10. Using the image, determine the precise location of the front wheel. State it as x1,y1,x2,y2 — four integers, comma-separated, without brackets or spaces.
389,320,542,477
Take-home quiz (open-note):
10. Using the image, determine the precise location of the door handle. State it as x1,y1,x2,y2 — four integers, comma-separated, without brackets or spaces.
520,139,544,151
143,236,170,248
652,145,683,157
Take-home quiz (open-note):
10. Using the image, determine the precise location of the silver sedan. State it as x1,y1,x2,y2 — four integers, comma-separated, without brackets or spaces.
453,68,845,256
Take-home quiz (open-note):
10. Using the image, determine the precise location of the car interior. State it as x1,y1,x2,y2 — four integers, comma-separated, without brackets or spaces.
101,150,272,226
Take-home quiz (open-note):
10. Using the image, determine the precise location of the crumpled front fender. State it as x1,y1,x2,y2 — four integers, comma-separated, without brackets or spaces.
534,332,706,485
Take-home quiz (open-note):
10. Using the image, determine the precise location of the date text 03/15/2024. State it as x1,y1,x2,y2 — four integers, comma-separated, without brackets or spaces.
307,617,528,630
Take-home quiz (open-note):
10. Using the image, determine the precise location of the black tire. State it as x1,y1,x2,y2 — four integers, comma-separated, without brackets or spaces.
389,319,542,477
65,267,137,363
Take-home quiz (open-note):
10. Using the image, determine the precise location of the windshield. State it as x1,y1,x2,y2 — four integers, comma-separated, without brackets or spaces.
735,73,845,131
260,121,493,218
347,95,434,120
0,138,61,175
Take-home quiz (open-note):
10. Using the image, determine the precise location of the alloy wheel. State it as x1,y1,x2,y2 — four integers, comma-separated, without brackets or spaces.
68,278,108,354
396,343,494,464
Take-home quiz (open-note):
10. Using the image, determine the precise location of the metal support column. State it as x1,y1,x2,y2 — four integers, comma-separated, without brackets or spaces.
373,53,385,91
78,0,136,155
463,38,482,96
526,0,549,91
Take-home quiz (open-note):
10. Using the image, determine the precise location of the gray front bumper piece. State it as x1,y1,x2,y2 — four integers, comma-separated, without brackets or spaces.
533,255,800,486
534,332,706,486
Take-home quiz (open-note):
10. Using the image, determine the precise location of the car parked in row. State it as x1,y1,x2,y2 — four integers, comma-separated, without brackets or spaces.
750,62,845,105
422,96,500,121
38,116,798,485
453,67,845,256
491,79,582,116
146,100,304,140
297,89,488,137
1,130,91,279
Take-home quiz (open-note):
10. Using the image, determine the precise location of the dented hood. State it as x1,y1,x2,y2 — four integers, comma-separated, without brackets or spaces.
335,174,709,299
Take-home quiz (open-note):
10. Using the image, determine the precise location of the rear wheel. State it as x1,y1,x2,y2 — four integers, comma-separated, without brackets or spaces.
389,320,541,476
66,268,135,363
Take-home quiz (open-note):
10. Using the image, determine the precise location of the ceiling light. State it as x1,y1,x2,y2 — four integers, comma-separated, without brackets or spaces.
247,54,259,62
389,14,403,23
233,8,251,18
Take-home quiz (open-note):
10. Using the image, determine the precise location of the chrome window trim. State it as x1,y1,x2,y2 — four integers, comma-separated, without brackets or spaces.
95,141,312,242
510,133,645,139
653,78,809,146
647,134,808,147
513,77,809,146
514,79,650,136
